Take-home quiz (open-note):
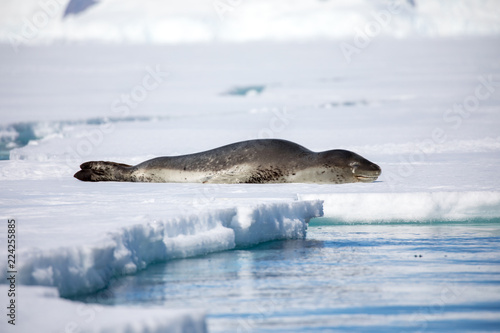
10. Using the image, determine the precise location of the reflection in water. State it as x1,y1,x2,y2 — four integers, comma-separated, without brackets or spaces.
74,223,500,332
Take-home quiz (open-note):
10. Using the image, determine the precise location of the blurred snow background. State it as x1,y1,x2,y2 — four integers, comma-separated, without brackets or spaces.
1,0,499,45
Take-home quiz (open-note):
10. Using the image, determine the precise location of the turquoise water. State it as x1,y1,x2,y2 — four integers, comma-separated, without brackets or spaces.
74,220,500,332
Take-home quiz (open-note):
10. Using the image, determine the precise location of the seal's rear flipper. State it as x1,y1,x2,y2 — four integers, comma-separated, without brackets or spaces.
74,168,95,181
74,161,132,182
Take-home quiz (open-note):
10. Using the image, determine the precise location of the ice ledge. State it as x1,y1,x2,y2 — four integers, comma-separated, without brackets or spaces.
301,191,500,222
5,200,323,297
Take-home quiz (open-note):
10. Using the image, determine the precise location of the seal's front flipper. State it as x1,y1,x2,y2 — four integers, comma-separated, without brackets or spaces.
74,161,132,182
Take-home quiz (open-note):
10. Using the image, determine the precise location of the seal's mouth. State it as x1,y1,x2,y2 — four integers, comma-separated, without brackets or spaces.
355,175,379,182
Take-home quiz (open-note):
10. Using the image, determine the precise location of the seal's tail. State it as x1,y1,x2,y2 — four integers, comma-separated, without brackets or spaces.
74,161,132,182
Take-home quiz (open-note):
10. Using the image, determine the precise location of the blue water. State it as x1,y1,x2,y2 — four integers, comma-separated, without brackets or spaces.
73,220,500,332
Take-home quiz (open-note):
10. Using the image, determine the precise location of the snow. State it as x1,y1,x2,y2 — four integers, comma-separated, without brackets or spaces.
1,38,500,330
1,0,499,47
0,1,500,331
2,286,207,333
302,191,500,222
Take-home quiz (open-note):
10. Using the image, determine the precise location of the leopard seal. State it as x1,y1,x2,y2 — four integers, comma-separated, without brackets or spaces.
74,139,381,184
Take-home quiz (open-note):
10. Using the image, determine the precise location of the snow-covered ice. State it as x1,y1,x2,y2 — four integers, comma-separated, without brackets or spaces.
1,0,500,332
5,200,322,296
8,286,207,333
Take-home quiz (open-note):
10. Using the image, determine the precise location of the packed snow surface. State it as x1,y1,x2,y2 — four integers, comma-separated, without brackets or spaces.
5,286,207,333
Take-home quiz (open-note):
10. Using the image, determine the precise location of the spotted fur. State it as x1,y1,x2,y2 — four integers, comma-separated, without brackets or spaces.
74,139,381,184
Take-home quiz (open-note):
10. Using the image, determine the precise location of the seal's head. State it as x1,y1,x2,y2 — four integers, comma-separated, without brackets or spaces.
320,150,381,183
348,154,381,182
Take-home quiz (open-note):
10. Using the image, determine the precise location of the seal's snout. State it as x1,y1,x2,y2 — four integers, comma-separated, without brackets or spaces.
371,163,382,175
353,161,381,183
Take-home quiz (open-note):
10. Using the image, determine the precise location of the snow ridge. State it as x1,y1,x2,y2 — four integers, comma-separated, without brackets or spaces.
9,201,323,297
